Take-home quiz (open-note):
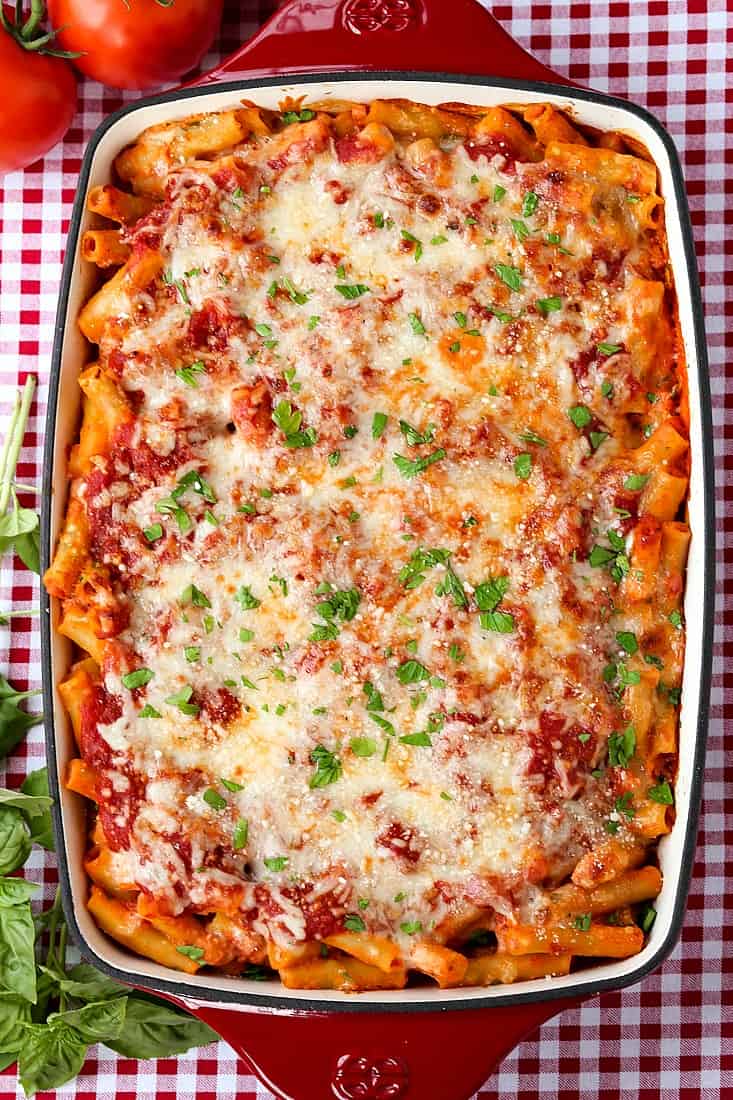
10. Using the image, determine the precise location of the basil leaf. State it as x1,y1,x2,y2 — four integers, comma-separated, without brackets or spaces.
0,506,38,541
51,963,128,1004
0,788,51,820
14,528,40,575
0,991,30,1056
0,675,43,761
0,898,36,1002
0,878,37,908
18,1021,88,1095
0,806,30,876
105,995,218,1059
47,996,127,1044
21,768,54,851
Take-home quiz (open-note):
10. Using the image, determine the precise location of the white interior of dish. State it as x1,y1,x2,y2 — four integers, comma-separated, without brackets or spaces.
47,77,708,1009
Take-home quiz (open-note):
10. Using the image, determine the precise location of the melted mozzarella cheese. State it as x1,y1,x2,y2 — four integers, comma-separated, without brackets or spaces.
82,111,678,952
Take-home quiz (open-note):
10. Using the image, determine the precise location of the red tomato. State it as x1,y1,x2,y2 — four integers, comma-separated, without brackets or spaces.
0,5,77,175
48,0,224,90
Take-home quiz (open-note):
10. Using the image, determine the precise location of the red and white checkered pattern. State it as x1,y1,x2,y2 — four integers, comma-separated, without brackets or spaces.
0,1,730,1096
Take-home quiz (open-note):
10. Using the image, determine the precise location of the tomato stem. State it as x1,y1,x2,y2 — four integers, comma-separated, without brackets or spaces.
0,0,82,55
20,0,44,39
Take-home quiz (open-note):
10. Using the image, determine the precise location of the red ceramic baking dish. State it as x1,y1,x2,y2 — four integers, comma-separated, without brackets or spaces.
40,2,715,1096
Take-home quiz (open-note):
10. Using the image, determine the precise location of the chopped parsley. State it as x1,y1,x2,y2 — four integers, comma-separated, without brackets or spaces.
139,705,161,719
598,342,623,356
164,685,199,716
335,283,370,299
567,405,592,429
408,312,427,336
537,296,562,315
519,429,547,447
494,264,523,292
264,856,288,872
401,229,423,261
588,529,630,584
309,586,361,643
616,630,638,655
669,610,682,629
514,452,532,480
615,792,635,819
309,744,342,788
400,731,432,747
203,788,227,811
180,583,211,608
221,777,244,792
395,659,430,685
573,913,592,931
624,473,650,492
393,449,445,479
184,646,200,663
281,108,315,124
350,737,377,757
143,523,163,542
493,185,506,202
235,585,261,610
344,914,366,932
121,668,153,690
271,399,317,448
400,921,422,935
398,419,436,446
233,819,249,849
510,218,530,242
648,780,674,805
175,361,206,388
176,945,203,961
608,725,636,767
372,412,388,439
475,575,514,633
522,191,539,217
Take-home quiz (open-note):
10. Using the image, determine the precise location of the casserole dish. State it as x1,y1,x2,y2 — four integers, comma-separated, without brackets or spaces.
40,1,714,1096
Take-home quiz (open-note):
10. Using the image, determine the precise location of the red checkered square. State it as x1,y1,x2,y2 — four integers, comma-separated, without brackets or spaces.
0,1,729,1096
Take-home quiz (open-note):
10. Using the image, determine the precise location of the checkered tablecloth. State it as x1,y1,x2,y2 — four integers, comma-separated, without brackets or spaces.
0,0,729,1096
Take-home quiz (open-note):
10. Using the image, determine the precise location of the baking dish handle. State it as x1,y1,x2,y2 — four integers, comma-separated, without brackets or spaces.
185,997,582,1100
189,0,572,88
